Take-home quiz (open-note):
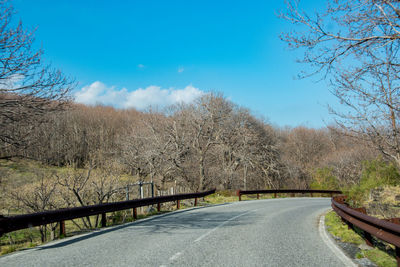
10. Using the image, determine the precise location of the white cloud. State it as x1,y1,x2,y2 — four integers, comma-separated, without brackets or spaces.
178,67,184,73
138,64,145,68
0,74,25,89
74,81,204,110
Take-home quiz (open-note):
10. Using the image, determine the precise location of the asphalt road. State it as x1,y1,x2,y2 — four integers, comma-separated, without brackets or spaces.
0,198,347,267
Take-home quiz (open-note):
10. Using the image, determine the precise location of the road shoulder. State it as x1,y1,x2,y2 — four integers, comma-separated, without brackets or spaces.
319,211,358,267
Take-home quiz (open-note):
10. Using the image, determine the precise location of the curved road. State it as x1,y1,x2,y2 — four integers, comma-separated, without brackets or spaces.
1,198,347,266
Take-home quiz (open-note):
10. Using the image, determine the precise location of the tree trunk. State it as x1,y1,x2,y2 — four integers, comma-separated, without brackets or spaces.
199,155,206,191
243,165,248,190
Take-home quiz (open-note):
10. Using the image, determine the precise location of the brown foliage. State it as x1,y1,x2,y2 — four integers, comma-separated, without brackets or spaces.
0,1,73,150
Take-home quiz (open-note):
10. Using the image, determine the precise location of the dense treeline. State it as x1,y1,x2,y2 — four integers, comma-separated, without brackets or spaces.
1,93,379,195
2,0,400,251
0,0,393,220
0,85,392,243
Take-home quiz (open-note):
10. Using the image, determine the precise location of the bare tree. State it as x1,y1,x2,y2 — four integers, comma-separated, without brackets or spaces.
281,0,400,167
219,108,283,190
0,1,73,150
280,0,400,77
57,160,123,229
172,94,234,190
282,127,333,171
328,45,400,166
8,171,60,241
57,166,94,229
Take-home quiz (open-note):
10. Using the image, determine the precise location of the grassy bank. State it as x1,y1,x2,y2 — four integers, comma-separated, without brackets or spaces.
325,211,396,267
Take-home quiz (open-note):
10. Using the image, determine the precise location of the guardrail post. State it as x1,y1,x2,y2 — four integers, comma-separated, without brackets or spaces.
353,207,367,214
364,232,373,247
133,208,137,220
310,193,313,197
0,214,4,237
177,200,180,209
194,198,198,206
257,193,260,199
346,222,354,230
59,221,65,237
274,192,277,198
290,193,294,197
101,213,106,227
334,195,347,204
157,203,161,212
237,190,241,201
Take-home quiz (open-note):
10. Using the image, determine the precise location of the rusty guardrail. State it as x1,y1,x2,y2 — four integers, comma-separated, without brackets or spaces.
331,196,400,266
0,189,215,238
237,189,342,201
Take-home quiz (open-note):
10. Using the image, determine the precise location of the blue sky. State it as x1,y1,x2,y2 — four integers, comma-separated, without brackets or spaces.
13,0,338,128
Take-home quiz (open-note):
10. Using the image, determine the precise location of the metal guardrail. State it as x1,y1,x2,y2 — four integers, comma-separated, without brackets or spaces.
331,196,400,266
0,189,216,237
237,189,342,201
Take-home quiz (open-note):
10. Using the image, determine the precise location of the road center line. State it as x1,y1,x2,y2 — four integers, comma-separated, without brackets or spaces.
169,251,183,261
194,209,257,243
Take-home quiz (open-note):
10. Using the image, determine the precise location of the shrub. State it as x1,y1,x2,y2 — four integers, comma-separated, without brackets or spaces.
346,159,400,206
310,167,339,190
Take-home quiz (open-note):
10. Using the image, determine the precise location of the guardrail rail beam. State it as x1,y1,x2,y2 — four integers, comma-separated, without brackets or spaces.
0,189,216,238
237,189,342,201
332,195,400,267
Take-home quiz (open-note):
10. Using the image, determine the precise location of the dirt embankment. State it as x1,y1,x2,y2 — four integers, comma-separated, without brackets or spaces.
366,186,400,219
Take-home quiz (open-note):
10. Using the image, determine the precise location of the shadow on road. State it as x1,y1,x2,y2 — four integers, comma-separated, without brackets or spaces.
36,203,252,250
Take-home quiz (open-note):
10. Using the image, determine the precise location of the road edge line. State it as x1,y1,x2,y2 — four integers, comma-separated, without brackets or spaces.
319,210,357,267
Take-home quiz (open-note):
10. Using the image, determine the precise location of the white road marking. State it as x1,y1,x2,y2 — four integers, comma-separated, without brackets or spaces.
319,212,357,267
169,251,183,261
194,209,257,243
